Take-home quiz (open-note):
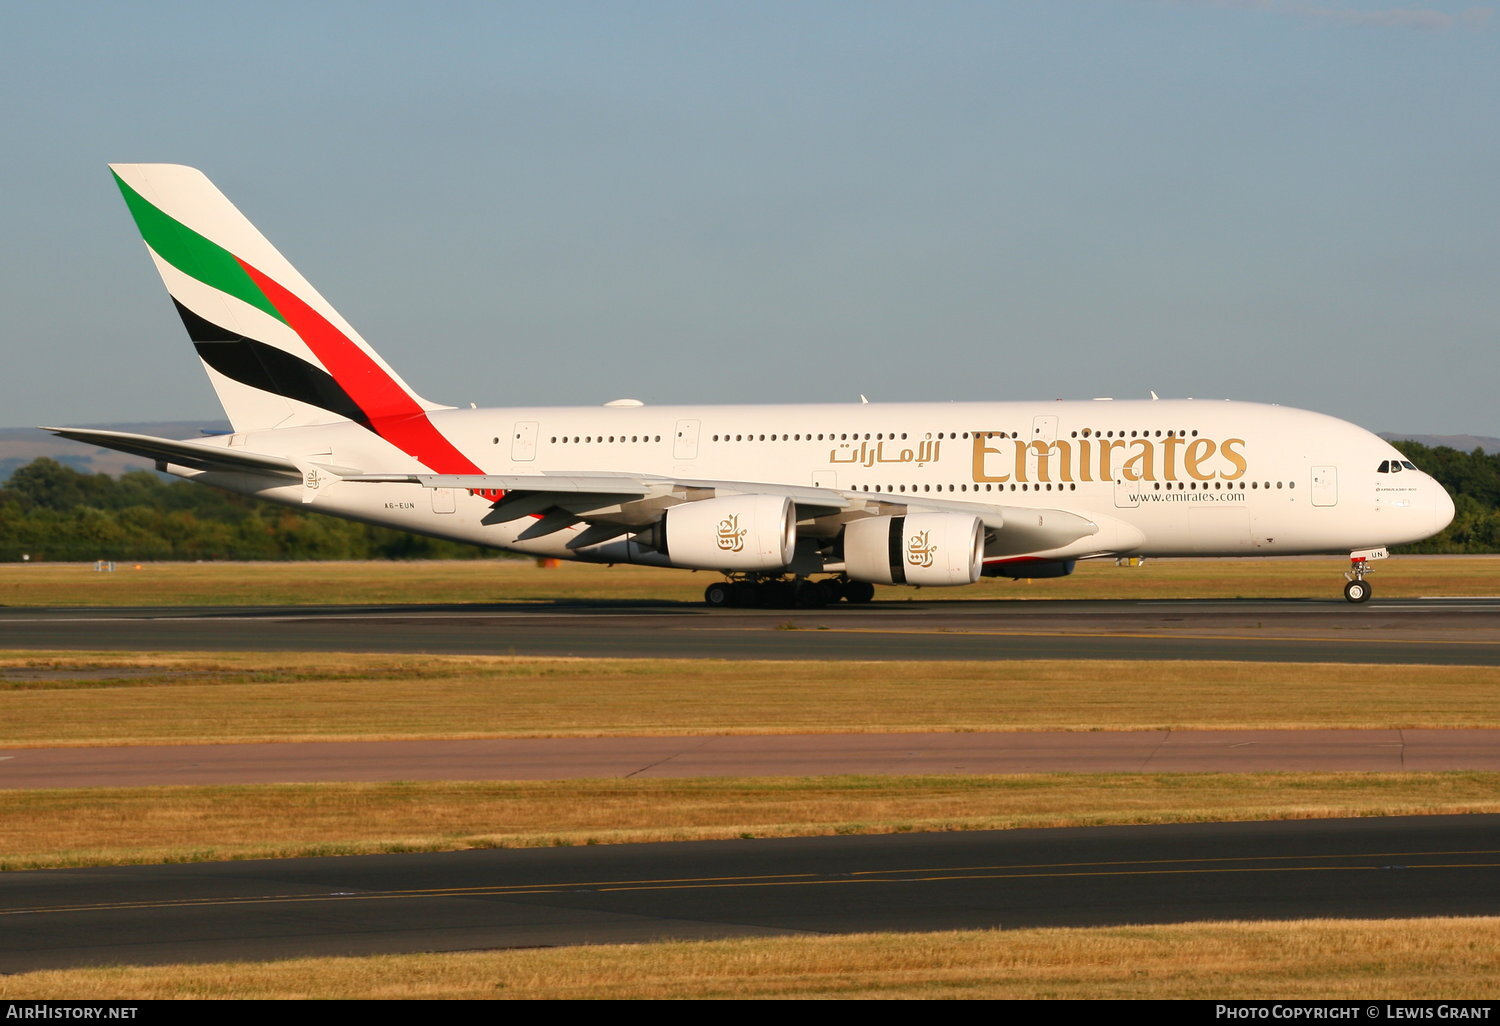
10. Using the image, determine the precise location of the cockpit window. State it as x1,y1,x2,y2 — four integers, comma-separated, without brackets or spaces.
1400,460,1417,471
1377,460,1390,473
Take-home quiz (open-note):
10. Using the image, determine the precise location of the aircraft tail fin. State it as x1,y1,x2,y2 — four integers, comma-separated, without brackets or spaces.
109,163,447,434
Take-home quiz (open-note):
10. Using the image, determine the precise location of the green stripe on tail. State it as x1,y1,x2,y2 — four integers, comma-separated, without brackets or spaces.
111,171,285,324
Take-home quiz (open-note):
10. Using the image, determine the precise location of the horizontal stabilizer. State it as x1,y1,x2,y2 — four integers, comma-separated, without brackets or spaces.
41,427,304,479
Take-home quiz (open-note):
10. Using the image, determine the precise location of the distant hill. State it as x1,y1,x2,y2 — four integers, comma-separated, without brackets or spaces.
0,422,229,481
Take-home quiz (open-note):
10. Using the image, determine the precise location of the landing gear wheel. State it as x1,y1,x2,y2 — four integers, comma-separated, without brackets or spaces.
842,580,876,604
704,582,733,607
793,581,827,609
1343,579,1372,604
761,580,794,608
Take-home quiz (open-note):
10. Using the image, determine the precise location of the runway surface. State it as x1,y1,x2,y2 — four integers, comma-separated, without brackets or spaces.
5,729,1500,789
3,596,1500,664
3,814,1496,971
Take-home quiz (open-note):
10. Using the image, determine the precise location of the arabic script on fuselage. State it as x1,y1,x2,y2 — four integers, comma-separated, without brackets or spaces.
827,439,941,468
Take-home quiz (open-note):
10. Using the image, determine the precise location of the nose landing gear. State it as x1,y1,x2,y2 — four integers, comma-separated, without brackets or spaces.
1343,556,1373,603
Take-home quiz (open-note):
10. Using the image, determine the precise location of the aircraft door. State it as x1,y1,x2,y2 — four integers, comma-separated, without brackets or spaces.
431,488,456,514
1032,415,1058,444
1311,466,1338,507
1113,475,1139,508
673,419,700,461
511,421,538,462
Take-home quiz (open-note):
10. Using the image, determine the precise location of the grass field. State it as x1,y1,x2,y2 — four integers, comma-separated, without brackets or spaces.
4,651,1498,745
4,919,1496,999
4,648,1495,868
4,772,1497,870
0,553,1496,606
3,648,1497,873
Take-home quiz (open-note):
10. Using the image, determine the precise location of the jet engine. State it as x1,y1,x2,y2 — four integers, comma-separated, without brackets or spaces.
843,513,984,586
660,494,797,571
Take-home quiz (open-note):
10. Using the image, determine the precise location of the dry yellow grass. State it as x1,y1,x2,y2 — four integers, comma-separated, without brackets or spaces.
2,651,1497,746
0,554,1495,607
3,918,1496,999
4,773,1496,870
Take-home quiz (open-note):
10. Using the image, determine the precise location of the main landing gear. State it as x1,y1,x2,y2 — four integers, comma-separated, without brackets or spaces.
1343,556,1373,604
703,576,875,609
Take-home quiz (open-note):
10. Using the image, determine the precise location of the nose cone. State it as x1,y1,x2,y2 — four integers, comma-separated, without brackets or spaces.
1433,482,1456,535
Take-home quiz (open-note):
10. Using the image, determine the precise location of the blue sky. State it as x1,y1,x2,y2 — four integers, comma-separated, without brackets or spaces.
3,1,1497,435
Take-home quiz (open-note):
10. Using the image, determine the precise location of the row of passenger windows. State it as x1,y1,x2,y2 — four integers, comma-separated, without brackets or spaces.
530,435,664,444
845,480,1296,494
714,432,912,442
709,428,1207,442
853,483,1080,494
1151,480,1294,490
493,428,1213,446
1068,428,1200,438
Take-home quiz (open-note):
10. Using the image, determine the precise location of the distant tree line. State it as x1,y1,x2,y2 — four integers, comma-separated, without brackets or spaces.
0,444,1496,561
0,459,506,562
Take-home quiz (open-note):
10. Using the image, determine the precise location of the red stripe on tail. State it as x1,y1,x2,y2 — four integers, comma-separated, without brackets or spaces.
238,259,483,476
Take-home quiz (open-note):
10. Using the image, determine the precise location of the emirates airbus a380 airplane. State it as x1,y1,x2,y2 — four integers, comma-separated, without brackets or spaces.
50,164,1455,607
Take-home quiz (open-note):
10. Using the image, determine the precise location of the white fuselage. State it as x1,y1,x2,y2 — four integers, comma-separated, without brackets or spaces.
173,397,1455,572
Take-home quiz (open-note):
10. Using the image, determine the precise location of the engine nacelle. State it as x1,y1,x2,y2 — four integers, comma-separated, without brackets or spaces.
843,513,984,587
661,494,796,571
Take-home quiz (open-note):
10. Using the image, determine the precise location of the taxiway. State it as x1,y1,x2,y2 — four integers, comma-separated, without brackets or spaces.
2,596,1499,663
3,815,1495,971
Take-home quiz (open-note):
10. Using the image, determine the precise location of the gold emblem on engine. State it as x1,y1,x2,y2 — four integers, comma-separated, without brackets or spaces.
906,530,936,568
717,514,747,552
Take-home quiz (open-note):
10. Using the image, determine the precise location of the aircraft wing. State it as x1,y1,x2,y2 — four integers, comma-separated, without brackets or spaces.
343,471,1099,554
345,471,847,511
41,427,307,479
